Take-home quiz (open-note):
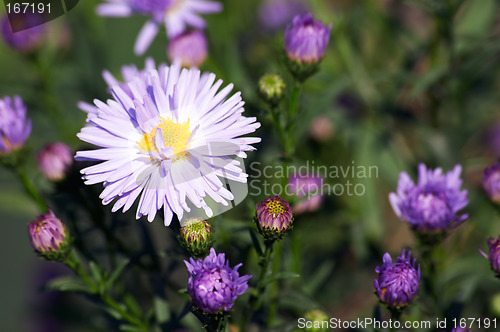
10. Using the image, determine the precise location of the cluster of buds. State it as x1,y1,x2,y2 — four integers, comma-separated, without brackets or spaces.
255,195,294,242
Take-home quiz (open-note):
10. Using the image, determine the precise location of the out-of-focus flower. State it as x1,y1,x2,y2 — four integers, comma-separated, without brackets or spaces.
0,95,31,156
284,13,331,65
76,62,260,226
309,116,334,142
184,247,251,313
389,164,468,233
28,209,71,260
167,30,208,68
255,195,293,241
180,217,214,258
97,0,222,55
374,249,420,308
0,13,46,53
450,328,477,332
288,174,323,214
258,0,308,32
303,309,329,332
483,162,500,204
481,236,500,277
37,143,73,181
258,73,286,106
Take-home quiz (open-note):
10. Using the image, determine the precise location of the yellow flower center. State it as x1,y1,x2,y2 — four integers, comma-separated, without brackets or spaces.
265,200,287,216
137,117,191,160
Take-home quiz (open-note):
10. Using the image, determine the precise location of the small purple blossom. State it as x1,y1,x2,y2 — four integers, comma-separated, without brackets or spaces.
28,209,68,254
481,236,500,276
167,30,208,68
97,0,222,55
374,249,420,308
37,143,73,181
389,164,468,233
284,13,331,64
184,248,251,313
256,196,293,239
1,13,45,53
288,174,323,214
0,95,31,155
483,162,500,204
258,0,308,31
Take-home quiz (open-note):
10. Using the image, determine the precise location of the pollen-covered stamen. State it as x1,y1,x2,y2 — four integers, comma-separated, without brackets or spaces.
137,117,191,161
265,199,287,217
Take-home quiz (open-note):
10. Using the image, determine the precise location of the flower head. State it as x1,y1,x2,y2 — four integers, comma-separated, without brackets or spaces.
483,162,500,204
167,30,208,68
288,174,323,214
97,0,222,55
284,13,331,65
184,247,251,313
28,209,71,260
180,217,214,258
389,164,468,233
0,95,31,156
482,236,500,276
374,249,420,308
255,195,293,241
37,142,73,181
76,61,260,226
1,13,46,53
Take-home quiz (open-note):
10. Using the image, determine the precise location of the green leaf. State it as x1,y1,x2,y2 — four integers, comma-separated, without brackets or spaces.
262,272,300,287
249,229,263,257
123,293,142,317
104,306,122,320
106,259,130,289
46,276,94,293
119,325,146,332
153,296,170,324
410,66,447,98
177,288,188,295
88,261,104,288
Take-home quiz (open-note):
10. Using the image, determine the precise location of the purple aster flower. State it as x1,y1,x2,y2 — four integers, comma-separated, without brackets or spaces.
255,195,293,240
97,0,222,55
374,249,420,308
0,95,31,155
184,247,251,313
288,174,323,214
76,61,261,226
258,0,308,31
480,236,500,276
483,162,500,204
284,13,331,64
37,142,73,181
167,30,208,68
389,164,468,233
28,209,71,260
1,13,45,53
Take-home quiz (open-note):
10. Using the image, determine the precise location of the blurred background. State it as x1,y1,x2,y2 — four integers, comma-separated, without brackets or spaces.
1,0,500,331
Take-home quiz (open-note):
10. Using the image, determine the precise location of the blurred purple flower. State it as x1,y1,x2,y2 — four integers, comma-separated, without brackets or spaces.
450,328,477,332
37,142,73,181
167,30,208,68
483,162,500,204
97,0,222,55
184,247,251,313
284,13,331,64
258,0,308,31
288,174,323,214
374,249,420,308
0,95,31,155
389,164,468,233
481,236,500,276
1,13,45,53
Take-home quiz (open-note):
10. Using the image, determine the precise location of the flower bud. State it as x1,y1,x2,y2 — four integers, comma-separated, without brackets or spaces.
1,13,46,54
258,74,286,106
28,209,71,261
255,195,293,241
167,30,208,68
482,236,500,277
303,309,329,332
0,95,31,157
309,116,334,142
483,162,500,204
180,218,214,258
37,142,73,181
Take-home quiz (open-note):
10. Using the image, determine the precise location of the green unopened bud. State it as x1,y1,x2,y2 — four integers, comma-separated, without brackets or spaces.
180,218,214,258
304,309,329,332
258,74,286,106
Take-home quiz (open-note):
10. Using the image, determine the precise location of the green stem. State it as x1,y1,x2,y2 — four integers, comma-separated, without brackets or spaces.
16,167,46,211
389,307,402,332
285,81,302,157
267,241,282,327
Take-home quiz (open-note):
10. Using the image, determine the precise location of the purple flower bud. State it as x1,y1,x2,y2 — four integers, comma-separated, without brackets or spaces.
288,174,323,214
0,95,31,155
389,164,468,233
28,209,70,260
180,218,214,258
309,116,334,142
255,195,293,241
374,249,420,308
167,30,208,68
483,163,500,204
284,13,331,65
1,14,45,53
184,248,251,313
483,236,500,276
258,0,308,32
37,143,73,181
